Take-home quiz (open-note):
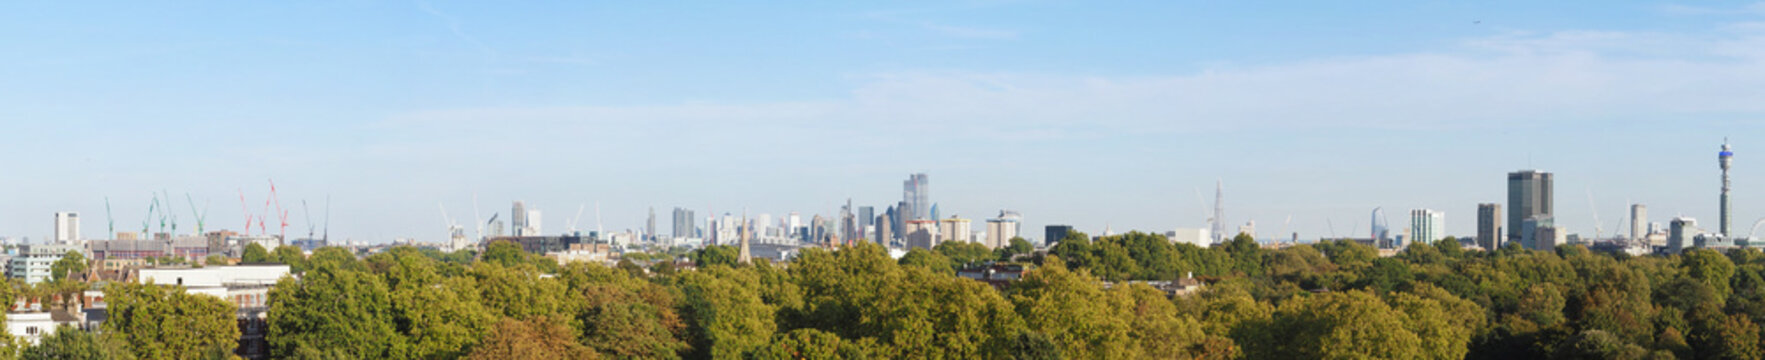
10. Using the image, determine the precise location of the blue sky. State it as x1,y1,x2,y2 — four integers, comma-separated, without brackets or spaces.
4,1,1765,243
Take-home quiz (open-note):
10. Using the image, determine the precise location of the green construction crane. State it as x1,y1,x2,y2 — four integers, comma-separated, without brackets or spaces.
187,193,207,236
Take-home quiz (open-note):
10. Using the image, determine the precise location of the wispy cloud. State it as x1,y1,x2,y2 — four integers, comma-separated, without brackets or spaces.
919,23,1019,40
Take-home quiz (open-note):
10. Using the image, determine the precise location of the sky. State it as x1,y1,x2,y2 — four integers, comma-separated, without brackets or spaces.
4,1,1765,244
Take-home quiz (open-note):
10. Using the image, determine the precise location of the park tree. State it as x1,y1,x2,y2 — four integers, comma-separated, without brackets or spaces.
1238,290,1424,360
935,241,995,270
266,260,404,358
898,248,953,274
677,266,776,359
103,282,240,360
50,251,86,282
750,328,870,360
1010,256,1137,359
694,245,739,268
272,246,308,273
467,316,599,360
241,243,271,263
1681,249,1736,302
21,325,134,360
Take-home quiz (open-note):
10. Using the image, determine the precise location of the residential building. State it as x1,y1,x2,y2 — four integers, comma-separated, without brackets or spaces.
1410,209,1445,244
940,217,972,244
8,244,79,284
905,220,938,250
984,213,1021,249
1669,217,1701,254
1169,228,1212,247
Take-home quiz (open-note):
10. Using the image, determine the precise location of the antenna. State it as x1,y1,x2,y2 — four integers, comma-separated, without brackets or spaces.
323,195,330,243
105,197,114,239
473,193,483,241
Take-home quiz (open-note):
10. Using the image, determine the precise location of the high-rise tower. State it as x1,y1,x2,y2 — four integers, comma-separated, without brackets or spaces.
1721,140,1734,237
511,201,528,236
1507,170,1554,245
904,173,930,221
1212,179,1225,242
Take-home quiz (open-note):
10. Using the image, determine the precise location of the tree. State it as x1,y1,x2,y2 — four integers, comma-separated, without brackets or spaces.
998,237,1035,261
272,246,309,273
468,316,600,360
103,282,240,360
266,260,404,358
50,251,87,282
897,248,953,274
241,243,271,263
750,329,870,360
1005,330,1062,360
1237,290,1424,360
203,255,229,266
677,266,775,359
935,241,994,269
1681,249,1736,302
21,325,134,360
1010,256,1137,359
694,245,739,268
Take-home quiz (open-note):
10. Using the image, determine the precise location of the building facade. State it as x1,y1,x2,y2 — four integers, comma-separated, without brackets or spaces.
53,212,79,245
1507,170,1554,245
1477,203,1502,251
1045,225,1074,247
1410,209,1445,245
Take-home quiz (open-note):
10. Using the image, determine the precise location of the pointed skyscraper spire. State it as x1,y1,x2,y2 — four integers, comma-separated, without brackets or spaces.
738,208,753,264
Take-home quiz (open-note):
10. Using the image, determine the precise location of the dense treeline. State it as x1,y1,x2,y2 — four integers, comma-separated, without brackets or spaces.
8,230,1765,359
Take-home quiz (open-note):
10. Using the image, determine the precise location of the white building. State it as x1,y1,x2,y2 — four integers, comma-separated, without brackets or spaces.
53,212,79,245
8,244,81,284
984,212,1021,249
940,218,972,244
6,311,78,345
1169,228,1212,247
1410,209,1445,245
137,264,291,287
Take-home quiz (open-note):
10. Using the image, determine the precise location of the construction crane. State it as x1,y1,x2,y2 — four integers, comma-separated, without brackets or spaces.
1587,189,1604,241
473,193,483,241
269,180,290,240
143,196,159,239
302,199,315,240
161,190,177,237
239,188,255,235
322,195,331,243
187,193,208,236
567,203,585,234
439,202,463,240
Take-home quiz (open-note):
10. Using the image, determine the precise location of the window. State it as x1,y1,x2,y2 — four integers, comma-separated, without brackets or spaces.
25,327,37,335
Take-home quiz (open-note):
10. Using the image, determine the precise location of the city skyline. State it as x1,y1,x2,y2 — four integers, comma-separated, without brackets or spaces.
5,1,1765,242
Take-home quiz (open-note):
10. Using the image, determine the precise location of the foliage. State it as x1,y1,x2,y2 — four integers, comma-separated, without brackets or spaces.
241,243,271,263
102,282,240,360
467,316,600,360
50,251,86,282
21,325,134,360
272,246,309,273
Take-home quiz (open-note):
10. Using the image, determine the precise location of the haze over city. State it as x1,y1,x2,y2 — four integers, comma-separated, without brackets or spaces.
5,1,1765,243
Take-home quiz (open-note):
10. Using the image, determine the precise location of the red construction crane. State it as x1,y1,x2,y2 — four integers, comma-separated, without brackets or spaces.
269,180,290,240
239,188,254,235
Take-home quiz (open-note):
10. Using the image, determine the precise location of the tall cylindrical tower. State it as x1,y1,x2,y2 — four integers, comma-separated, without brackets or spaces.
1721,140,1733,237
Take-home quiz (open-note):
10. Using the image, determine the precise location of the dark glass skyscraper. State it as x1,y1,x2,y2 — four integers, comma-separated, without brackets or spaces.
1507,170,1553,247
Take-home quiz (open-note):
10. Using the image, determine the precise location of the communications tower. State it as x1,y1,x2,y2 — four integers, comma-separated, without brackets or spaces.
1721,139,1734,237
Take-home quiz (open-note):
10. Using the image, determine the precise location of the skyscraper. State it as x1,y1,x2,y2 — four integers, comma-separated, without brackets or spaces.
1630,204,1647,243
857,206,875,229
512,201,528,237
646,207,657,243
904,173,929,221
1045,225,1074,247
671,207,696,240
1507,170,1554,245
53,212,78,244
1409,209,1444,245
1477,204,1502,251
1720,140,1734,237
